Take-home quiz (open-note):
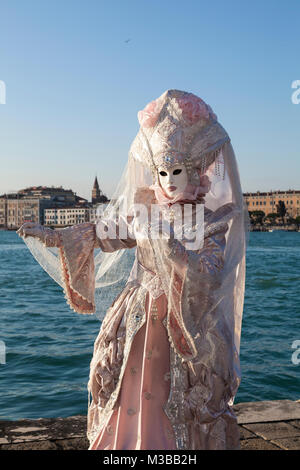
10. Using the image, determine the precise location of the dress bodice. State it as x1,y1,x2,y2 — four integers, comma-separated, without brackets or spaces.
136,239,157,274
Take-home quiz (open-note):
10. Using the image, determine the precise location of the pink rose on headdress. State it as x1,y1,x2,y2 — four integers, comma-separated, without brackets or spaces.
138,98,164,128
192,173,212,194
177,94,217,125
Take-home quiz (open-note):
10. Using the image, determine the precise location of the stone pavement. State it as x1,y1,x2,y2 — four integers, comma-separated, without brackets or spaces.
1,399,300,450
235,399,300,450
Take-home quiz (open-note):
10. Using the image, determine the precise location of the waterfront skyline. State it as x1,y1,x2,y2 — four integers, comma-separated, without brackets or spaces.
0,0,300,201
2,182,300,202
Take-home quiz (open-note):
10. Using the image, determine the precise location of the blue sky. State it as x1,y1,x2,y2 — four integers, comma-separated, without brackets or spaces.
0,0,299,200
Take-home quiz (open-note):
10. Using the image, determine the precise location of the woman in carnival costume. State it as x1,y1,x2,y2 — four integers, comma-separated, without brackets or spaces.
17,89,249,450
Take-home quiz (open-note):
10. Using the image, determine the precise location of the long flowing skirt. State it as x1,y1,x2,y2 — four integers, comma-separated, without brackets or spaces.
90,292,177,450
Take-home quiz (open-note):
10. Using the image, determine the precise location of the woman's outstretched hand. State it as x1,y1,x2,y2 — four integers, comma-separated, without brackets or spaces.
16,222,44,240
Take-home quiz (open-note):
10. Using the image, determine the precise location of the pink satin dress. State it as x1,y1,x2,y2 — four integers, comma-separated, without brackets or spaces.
90,290,177,450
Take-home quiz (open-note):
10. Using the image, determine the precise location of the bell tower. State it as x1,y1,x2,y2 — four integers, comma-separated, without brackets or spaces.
92,176,101,204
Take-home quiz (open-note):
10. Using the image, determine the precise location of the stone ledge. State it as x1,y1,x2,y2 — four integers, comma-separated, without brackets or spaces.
1,400,300,450
234,399,300,424
0,415,89,450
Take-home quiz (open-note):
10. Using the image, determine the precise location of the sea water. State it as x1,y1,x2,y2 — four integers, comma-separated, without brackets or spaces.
0,230,299,420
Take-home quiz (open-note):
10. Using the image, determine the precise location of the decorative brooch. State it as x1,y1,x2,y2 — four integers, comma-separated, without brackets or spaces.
164,155,175,163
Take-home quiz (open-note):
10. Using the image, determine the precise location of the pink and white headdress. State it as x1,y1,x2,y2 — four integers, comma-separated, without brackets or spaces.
133,90,229,188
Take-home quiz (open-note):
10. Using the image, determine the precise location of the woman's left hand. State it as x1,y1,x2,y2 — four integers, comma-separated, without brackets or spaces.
16,222,44,240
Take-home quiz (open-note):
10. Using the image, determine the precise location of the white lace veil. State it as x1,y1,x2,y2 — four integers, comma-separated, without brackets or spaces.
23,89,249,362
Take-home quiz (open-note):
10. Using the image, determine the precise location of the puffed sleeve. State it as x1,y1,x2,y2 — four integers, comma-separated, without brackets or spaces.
47,219,136,315
164,203,238,276
162,202,241,361
38,226,63,248
56,223,99,314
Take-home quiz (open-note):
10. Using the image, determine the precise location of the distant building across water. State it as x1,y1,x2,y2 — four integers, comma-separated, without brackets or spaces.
0,177,110,229
243,190,300,218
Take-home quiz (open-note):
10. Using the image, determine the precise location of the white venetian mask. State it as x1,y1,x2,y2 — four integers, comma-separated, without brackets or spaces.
157,164,188,198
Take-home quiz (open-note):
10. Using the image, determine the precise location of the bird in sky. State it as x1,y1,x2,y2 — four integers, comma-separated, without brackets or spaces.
124,38,131,43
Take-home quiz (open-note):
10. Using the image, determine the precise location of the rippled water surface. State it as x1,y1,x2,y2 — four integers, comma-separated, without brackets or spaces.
0,230,299,420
